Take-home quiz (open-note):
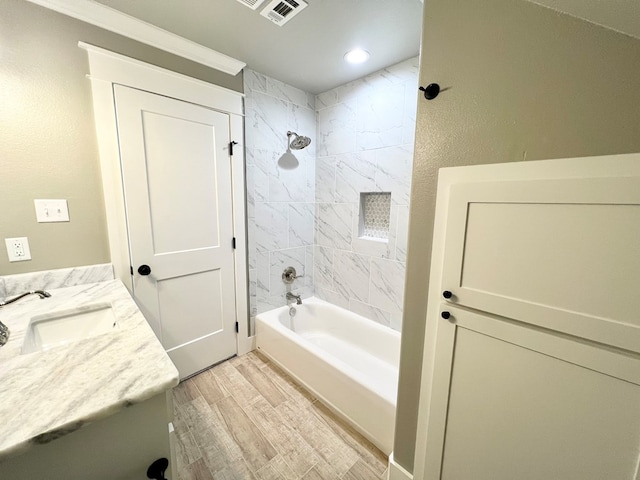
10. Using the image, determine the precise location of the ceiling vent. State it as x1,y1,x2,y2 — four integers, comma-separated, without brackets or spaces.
233,0,267,10
259,0,308,26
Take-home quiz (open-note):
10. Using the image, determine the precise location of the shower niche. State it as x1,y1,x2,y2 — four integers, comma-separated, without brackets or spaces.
358,192,392,241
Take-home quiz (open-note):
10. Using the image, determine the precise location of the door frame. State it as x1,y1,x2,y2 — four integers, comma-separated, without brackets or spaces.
79,42,253,355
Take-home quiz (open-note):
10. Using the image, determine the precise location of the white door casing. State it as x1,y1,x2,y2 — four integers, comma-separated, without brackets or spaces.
114,85,237,378
413,153,640,480
81,42,253,357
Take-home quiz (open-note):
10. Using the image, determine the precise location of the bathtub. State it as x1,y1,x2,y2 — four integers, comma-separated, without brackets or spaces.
255,297,400,454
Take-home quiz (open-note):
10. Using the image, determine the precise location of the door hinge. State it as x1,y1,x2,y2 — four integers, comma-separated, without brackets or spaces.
229,141,238,156
232,237,236,249
130,265,134,275
235,321,239,333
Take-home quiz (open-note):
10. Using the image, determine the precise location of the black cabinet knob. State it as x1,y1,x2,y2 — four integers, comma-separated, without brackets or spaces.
441,311,451,320
138,264,152,276
442,290,453,299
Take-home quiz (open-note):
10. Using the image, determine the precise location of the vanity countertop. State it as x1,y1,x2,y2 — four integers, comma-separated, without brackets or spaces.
0,279,179,460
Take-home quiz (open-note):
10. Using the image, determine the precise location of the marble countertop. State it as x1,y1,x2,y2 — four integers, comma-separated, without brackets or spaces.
0,279,179,460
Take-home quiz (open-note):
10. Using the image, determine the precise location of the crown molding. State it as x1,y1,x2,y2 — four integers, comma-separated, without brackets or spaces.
79,42,244,115
25,0,246,76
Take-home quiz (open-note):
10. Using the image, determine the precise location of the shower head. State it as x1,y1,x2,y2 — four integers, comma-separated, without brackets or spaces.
287,131,311,150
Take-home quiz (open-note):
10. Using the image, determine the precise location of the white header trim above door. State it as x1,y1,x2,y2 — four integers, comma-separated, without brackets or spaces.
80,42,244,116
26,0,246,75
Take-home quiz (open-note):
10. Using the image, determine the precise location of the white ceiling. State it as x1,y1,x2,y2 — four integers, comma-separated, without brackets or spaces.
91,0,640,95
93,0,424,94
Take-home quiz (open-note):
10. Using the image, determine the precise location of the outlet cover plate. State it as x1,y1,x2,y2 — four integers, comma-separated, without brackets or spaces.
34,199,70,223
5,237,31,262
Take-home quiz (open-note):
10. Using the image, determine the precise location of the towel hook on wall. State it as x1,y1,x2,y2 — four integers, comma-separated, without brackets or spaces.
419,83,441,100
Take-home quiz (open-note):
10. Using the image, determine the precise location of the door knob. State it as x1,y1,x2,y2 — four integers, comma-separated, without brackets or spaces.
146,458,169,480
442,290,453,299
138,264,152,276
441,311,451,320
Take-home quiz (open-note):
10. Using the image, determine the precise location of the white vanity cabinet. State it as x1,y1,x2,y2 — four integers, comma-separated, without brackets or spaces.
0,278,179,480
0,393,175,480
414,154,640,480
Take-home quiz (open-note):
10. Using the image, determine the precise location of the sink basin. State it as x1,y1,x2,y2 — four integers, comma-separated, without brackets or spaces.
22,303,118,354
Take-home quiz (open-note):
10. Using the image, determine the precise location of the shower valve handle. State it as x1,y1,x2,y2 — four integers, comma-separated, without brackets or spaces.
282,266,303,284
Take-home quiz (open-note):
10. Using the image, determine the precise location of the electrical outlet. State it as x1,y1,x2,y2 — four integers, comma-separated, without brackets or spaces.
5,237,31,262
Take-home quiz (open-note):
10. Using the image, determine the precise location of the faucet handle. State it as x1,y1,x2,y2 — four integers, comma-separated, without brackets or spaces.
282,266,303,284
0,325,9,346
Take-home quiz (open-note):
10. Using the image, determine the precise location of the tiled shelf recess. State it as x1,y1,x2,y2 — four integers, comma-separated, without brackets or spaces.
360,192,391,240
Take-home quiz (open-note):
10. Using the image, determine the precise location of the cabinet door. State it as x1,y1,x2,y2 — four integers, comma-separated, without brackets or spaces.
441,177,640,352
424,306,640,480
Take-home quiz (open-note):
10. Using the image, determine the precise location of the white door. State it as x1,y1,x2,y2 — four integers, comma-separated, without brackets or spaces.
114,85,237,379
417,166,640,479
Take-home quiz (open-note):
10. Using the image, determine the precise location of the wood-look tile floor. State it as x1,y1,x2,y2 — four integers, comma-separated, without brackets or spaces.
172,351,388,480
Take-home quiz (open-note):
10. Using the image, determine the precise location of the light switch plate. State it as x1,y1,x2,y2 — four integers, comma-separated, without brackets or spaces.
34,199,70,223
5,237,31,262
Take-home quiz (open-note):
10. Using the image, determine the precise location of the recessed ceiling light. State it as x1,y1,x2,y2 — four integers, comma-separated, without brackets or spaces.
344,48,370,64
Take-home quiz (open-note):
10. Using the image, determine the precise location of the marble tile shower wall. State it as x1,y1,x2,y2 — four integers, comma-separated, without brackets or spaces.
244,70,316,331
314,57,419,332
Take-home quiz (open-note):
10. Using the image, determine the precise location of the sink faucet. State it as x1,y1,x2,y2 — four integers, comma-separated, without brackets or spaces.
286,292,302,305
0,290,51,346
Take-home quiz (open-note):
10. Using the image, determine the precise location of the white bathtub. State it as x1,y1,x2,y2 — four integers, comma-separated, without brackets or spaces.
255,296,400,454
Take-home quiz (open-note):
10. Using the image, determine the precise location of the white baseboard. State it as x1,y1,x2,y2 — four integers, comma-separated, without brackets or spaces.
388,452,413,480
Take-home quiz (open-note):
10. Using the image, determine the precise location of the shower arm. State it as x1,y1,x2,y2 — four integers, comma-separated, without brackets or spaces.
286,131,298,149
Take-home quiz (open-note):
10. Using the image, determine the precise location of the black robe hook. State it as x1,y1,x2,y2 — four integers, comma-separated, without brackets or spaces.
419,83,440,100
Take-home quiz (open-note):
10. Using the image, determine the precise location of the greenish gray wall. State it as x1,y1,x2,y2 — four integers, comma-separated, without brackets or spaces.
395,0,640,472
0,0,242,275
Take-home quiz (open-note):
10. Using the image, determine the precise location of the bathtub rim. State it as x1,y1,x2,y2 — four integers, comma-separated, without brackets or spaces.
255,296,400,406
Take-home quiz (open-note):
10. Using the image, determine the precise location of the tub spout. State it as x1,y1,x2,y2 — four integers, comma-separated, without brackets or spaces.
286,292,302,305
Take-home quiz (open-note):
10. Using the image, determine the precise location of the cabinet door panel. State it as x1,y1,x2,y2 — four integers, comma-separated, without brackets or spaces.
425,307,640,480
442,178,640,353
